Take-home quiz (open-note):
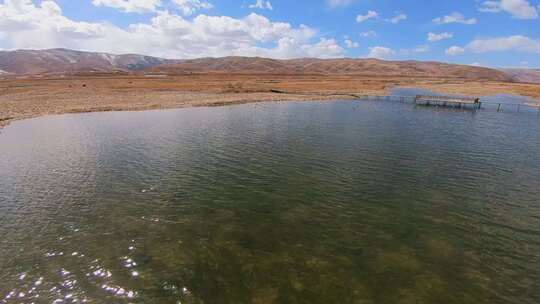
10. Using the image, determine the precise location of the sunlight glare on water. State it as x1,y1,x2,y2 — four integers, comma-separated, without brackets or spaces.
1,100,539,303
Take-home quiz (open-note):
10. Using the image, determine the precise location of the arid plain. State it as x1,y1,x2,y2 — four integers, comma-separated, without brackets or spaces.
2,73,540,129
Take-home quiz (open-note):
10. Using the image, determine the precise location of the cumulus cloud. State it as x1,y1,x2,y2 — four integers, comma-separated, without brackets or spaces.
479,0,538,19
443,35,540,56
368,46,395,59
445,46,465,56
356,11,406,24
92,0,161,13
356,10,378,23
92,0,213,16
344,38,359,48
300,38,344,58
433,12,477,24
171,0,213,16
427,32,453,42
249,0,273,10
467,35,540,53
0,0,108,43
0,0,344,59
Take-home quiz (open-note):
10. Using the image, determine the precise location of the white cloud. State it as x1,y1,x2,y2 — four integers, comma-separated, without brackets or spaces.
249,0,273,10
0,0,107,41
93,0,214,15
356,10,378,23
0,1,344,59
427,32,453,42
442,35,540,56
479,0,538,19
172,0,213,16
445,46,465,56
92,0,161,13
300,38,344,58
467,35,540,53
344,39,359,48
356,11,407,24
356,11,406,25
387,13,407,24
433,12,477,25
368,46,395,59
360,30,376,38
327,0,354,8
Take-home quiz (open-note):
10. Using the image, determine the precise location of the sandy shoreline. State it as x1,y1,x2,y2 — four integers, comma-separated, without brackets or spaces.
0,92,351,130
1,74,540,130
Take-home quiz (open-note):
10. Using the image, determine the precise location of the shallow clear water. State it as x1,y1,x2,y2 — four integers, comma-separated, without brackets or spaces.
1,100,539,304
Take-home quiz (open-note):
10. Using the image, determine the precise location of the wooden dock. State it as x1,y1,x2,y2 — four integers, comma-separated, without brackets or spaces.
414,95,481,109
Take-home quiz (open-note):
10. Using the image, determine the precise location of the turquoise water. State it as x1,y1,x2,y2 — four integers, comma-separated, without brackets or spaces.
1,100,539,303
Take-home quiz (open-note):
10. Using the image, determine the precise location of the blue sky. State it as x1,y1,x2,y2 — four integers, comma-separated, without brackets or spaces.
0,0,539,67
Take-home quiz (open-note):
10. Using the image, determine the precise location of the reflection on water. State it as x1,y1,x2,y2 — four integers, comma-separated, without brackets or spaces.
1,100,539,303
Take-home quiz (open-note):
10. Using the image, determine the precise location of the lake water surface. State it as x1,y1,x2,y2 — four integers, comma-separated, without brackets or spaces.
1,100,539,303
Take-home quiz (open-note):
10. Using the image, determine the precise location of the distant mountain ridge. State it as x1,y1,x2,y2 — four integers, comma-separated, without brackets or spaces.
150,56,512,81
501,69,540,84
0,48,516,82
0,48,172,75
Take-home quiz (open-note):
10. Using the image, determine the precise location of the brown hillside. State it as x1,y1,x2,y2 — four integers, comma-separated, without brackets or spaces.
0,49,170,75
502,69,540,84
0,48,514,82
150,57,513,81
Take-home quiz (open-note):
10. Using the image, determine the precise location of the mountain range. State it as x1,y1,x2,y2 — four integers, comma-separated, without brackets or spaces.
501,68,540,84
1,48,537,83
0,49,171,75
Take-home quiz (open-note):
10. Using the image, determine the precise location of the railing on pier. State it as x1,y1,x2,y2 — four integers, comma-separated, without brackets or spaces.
415,95,479,104
353,94,539,114
267,90,539,114
414,95,482,109
478,101,540,114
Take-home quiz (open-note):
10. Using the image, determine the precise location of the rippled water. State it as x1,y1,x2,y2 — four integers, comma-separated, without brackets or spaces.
1,100,539,303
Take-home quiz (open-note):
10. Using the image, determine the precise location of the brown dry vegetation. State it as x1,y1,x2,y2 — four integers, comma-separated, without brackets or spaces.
1,74,540,129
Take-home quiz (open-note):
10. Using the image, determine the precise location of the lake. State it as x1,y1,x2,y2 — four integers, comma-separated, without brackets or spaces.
1,99,539,303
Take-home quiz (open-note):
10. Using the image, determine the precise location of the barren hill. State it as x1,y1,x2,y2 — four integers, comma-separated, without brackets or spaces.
150,57,513,81
0,48,514,82
502,69,540,84
0,48,170,75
